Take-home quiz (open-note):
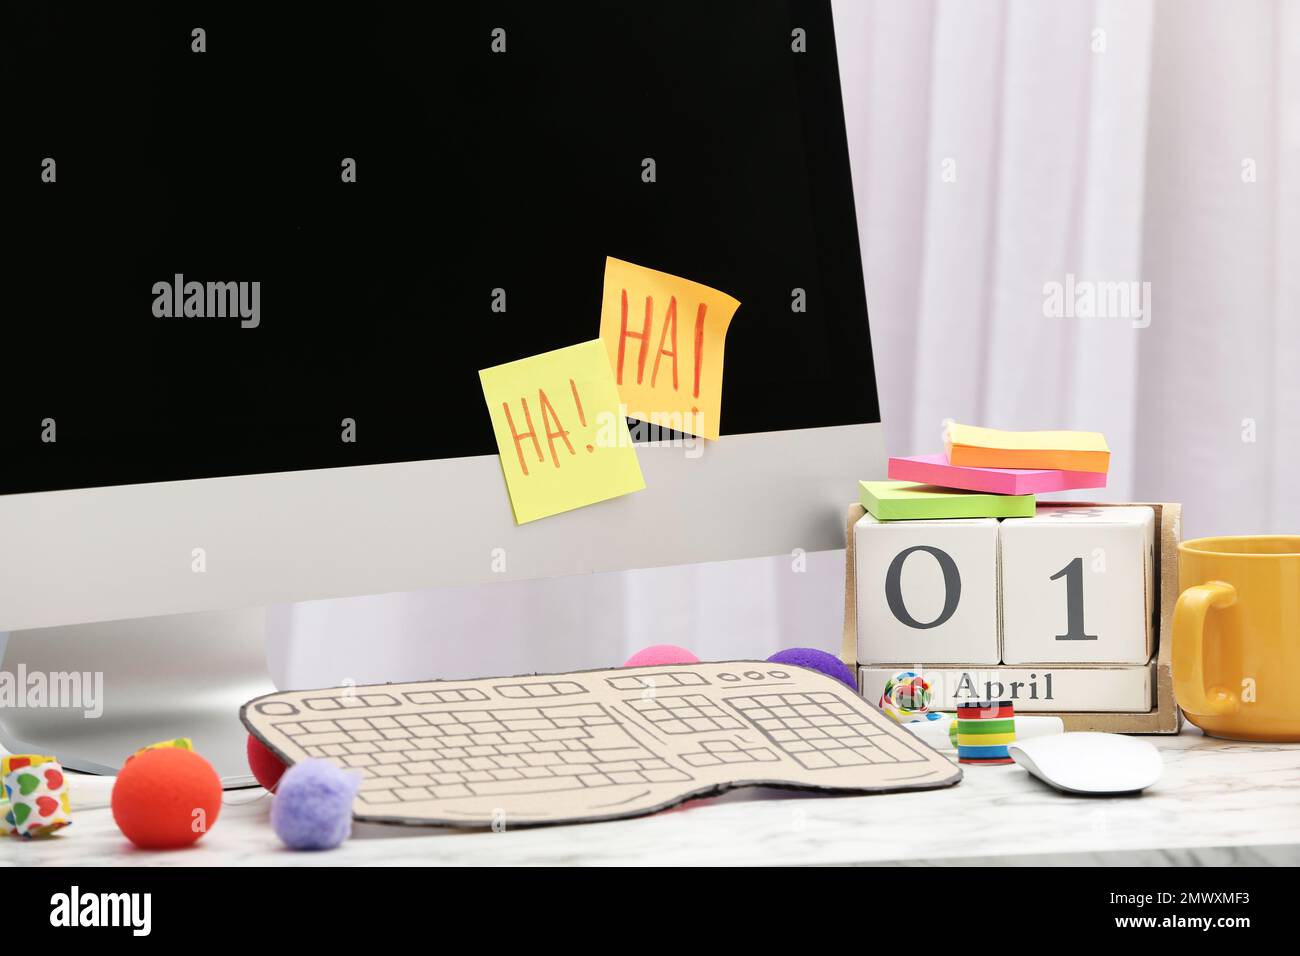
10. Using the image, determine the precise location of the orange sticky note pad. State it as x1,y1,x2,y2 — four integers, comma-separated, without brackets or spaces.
944,422,1110,473
598,256,741,441
480,340,646,524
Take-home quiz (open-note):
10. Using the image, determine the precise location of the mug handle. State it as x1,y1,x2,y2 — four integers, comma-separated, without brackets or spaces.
1173,580,1240,717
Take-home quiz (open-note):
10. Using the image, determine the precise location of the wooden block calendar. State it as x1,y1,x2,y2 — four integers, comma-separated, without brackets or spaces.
841,501,1183,734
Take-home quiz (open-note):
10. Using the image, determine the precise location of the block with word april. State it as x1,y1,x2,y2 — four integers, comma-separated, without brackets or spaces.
858,664,1153,713
999,506,1155,664
854,513,999,665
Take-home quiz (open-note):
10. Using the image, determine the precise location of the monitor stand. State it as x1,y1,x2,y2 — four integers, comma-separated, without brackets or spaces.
0,607,275,787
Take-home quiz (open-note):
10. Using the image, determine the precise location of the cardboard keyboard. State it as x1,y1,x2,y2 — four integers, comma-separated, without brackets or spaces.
242,661,961,828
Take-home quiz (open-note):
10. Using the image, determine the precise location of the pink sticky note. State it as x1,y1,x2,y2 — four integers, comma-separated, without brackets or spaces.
888,453,1108,496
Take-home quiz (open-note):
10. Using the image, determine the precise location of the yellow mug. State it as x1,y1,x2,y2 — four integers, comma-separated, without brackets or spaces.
1174,535,1300,741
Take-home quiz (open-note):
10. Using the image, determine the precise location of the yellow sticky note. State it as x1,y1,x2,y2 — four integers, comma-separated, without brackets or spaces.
599,257,741,441
945,422,1110,473
480,340,646,524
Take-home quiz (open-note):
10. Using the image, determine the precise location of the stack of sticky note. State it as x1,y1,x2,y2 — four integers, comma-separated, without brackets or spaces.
862,422,1110,521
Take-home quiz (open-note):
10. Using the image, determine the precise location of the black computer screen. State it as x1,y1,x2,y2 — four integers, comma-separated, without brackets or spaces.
1,1,878,495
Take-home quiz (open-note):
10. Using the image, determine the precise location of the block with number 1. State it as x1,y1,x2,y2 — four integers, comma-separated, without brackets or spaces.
999,506,1155,664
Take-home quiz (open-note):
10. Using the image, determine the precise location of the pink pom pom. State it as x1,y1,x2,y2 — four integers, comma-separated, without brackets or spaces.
623,644,699,667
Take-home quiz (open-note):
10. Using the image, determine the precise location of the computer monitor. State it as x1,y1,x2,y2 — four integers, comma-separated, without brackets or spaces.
0,2,882,781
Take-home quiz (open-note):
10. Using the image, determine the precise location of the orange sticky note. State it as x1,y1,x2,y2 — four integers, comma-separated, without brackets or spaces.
598,257,741,441
945,422,1111,473
480,340,646,524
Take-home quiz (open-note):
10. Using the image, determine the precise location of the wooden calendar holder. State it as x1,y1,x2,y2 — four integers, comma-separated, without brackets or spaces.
842,501,1183,734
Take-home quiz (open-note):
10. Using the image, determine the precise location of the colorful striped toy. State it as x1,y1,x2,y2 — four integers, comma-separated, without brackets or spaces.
955,700,1016,765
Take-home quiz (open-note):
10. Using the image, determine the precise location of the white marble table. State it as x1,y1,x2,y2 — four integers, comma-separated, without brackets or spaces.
8,728,1299,866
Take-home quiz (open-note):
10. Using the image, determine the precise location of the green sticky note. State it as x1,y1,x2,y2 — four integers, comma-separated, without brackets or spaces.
859,481,1035,520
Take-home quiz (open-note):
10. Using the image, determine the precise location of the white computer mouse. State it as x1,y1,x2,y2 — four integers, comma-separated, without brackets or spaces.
1008,732,1162,795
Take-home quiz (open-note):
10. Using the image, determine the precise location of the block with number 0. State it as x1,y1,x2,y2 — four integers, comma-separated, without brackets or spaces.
854,513,1000,665
999,506,1155,664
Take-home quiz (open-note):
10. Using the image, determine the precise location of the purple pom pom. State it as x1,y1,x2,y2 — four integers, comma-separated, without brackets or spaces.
766,647,857,690
270,758,362,851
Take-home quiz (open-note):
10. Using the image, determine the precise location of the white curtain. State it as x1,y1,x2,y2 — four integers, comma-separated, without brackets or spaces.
835,0,1299,539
